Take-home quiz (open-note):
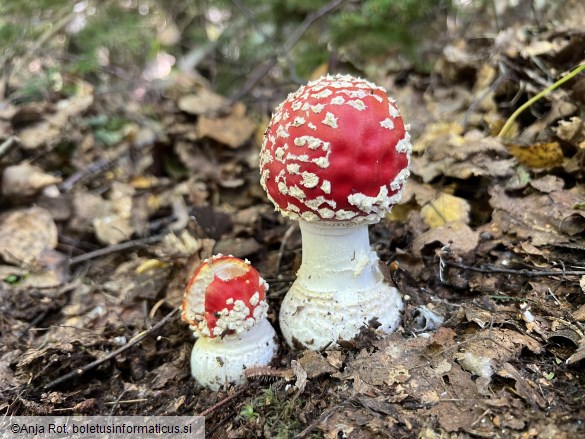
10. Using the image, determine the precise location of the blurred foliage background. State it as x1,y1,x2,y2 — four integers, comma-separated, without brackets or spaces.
0,0,570,106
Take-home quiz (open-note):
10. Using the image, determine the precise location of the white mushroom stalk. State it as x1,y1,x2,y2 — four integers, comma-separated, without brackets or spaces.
259,74,412,350
280,221,403,350
181,254,278,390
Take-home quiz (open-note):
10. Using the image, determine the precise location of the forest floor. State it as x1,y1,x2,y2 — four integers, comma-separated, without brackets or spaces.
2,4,585,439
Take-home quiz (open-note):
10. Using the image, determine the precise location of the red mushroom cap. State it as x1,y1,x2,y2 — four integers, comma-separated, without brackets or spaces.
181,254,269,338
259,74,411,223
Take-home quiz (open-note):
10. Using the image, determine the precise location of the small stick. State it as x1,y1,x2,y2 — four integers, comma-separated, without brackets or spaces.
68,234,167,266
441,259,585,278
59,157,117,193
44,307,179,390
275,224,298,273
0,136,17,159
197,386,250,418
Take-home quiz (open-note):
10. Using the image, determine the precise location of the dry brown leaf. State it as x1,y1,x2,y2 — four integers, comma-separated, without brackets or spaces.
291,359,308,393
0,207,58,266
18,83,94,150
411,130,515,182
0,250,67,288
489,186,585,247
178,89,229,117
529,175,565,193
347,333,484,432
298,350,337,379
102,257,171,303
18,122,61,150
497,362,547,408
153,231,203,259
574,305,585,324
412,222,479,257
566,340,585,365
507,142,564,168
197,112,255,148
1,163,62,197
92,183,135,245
553,116,585,144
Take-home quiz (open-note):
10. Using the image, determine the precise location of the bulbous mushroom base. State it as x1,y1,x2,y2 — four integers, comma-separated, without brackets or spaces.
190,319,278,390
279,279,403,351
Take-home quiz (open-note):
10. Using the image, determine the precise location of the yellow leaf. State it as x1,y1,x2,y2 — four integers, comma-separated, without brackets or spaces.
421,193,470,228
507,142,563,168
412,122,464,153
130,175,158,189
136,259,168,274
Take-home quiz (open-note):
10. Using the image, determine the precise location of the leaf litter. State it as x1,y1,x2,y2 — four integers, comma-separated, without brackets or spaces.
1,5,585,439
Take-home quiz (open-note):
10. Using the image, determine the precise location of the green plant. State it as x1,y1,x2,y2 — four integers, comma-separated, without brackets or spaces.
240,404,260,421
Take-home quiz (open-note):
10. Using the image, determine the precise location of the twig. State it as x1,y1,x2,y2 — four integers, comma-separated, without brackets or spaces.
441,258,585,278
68,234,168,266
108,390,126,417
197,386,250,417
229,0,346,103
0,136,17,159
275,224,298,273
59,156,118,193
43,307,179,390
104,399,149,405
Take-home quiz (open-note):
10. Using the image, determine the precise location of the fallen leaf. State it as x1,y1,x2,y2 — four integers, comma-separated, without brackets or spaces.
507,142,564,168
178,88,229,117
92,183,135,245
0,248,68,288
291,360,308,393
299,350,337,379
497,362,546,408
1,163,62,197
553,116,585,144
197,112,255,148
529,175,565,193
412,122,464,154
18,82,94,150
0,207,58,266
412,222,479,256
489,186,585,247
573,303,585,321
420,193,470,228
411,130,515,182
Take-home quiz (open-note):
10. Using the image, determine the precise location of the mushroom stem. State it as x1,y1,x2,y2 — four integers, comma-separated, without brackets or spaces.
191,318,277,391
279,221,403,350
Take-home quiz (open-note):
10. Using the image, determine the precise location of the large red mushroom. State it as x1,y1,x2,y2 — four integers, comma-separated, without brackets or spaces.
260,74,411,350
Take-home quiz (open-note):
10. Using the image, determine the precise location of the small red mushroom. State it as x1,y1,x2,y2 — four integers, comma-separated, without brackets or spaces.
181,254,277,389
259,74,411,350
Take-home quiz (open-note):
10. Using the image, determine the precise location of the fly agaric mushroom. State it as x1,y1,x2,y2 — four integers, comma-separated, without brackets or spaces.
259,74,411,350
181,254,277,390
